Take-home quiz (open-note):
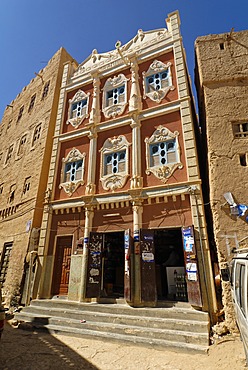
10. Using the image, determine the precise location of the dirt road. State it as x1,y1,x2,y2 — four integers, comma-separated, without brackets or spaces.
0,320,246,370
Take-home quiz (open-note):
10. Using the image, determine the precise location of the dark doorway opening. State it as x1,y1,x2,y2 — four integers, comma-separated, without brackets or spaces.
154,228,187,301
101,231,125,298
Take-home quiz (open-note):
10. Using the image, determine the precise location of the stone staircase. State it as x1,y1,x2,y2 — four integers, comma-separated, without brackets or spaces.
14,299,210,352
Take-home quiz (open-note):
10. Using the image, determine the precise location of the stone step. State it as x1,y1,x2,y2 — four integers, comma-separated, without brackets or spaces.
29,299,209,322
16,312,208,346
16,305,208,333
15,299,210,352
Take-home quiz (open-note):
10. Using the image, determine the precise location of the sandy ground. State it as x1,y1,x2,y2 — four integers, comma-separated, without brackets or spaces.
0,319,246,370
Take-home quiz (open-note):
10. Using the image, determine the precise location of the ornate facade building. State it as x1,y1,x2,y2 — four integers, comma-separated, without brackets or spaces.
33,12,217,320
195,30,248,331
0,48,74,305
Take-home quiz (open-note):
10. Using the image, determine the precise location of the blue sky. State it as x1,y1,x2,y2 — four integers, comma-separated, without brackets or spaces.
0,0,247,120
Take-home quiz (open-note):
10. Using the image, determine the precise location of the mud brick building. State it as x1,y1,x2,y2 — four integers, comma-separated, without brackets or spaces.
0,48,74,305
195,30,248,331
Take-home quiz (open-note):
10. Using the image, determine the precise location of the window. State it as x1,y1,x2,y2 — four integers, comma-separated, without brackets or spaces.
146,71,170,94
64,160,83,182
59,148,86,196
106,86,125,107
100,135,130,191
0,152,3,163
28,94,36,112
17,105,24,122
9,184,16,203
0,183,3,195
219,42,225,50
142,60,174,103
233,122,248,138
6,120,12,131
23,177,31,194
18,134,27,156
104,150,126,175
240,154,248,167
145,125,183,183
67,90,90,128
102,74,128,119
42,81,50,99
150,140,177,167
32,123,42,145
5,144,14,164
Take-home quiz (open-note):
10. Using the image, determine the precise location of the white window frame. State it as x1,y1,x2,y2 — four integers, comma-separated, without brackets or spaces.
59,148,86,196
142,60,174,103
102,74,128,119
145,125,183,183
67,90,90,129
100,135,130,191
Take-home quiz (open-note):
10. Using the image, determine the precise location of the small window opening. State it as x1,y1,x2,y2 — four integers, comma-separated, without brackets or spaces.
240,154,247,167
219,43,225,50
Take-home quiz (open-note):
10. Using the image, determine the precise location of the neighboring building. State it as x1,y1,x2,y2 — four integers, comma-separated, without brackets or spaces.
195,30,248,331
0,48,74,306
34,11,218,321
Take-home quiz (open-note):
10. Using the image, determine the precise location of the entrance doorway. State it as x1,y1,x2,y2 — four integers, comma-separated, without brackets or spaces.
52,236,72,296
101,232,125,298
154,228,187,301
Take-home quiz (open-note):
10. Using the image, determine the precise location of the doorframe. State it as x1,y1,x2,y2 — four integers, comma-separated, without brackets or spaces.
51,234,74,296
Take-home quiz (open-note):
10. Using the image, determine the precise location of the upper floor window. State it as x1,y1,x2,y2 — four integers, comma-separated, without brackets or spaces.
142,60,174,103
104,150,126,175
67,90,90,129
233,122,248,138
9,184,16,203
100,135,130,191
42,81,50,99
32,123,42,146
150,140,177,167
145,125,183,183
64,160,83,182
102,74,128,119
18,134,28,156
28,94,36,112
23,177,31,194
17,105,24,122
5,144,14,165
59,148,86,196
6,119,12,131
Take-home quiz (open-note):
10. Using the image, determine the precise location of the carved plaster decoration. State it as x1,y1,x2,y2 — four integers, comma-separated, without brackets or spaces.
59,148,86,196
73,29,169,79
89,76,101,125
145,126,183,183
142,60,175,103
102,74,128,119
67,90,90,129
100,135,130,192
129,60,142,112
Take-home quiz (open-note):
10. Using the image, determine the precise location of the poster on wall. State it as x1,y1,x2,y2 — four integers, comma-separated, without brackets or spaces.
124,229,131,301
181,226,202,307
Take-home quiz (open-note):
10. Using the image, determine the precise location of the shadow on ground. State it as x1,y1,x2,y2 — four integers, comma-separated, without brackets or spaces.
0,319,99,370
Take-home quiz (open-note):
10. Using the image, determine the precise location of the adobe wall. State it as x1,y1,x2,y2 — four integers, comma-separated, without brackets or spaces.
195,30,248,332
0,48,74,305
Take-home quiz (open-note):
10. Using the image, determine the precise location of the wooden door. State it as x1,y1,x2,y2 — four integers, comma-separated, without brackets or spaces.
52,236,72,295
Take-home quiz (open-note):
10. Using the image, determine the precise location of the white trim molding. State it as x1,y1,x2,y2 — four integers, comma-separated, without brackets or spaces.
145,125,183,183
66,89,90,129
100,135,131,191
142,60,175,103
102,74,128,119
59,148,86,196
